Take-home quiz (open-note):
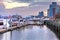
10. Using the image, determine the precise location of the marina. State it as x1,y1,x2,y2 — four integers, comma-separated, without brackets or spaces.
0,1,60,40
0,18,44,33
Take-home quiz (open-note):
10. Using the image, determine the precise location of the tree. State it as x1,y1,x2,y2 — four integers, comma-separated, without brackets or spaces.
55,13,60,19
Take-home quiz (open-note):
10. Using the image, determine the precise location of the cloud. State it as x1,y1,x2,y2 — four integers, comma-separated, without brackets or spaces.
4,2,30,9
29,2,51,6
4,0,60,3
12,0,50,2
13,0,34,3
0,0,60,3
4,0,33,3
4,0,13,2
3,0,60,9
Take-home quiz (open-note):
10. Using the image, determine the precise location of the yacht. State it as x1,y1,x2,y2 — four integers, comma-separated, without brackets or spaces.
0,19,6,29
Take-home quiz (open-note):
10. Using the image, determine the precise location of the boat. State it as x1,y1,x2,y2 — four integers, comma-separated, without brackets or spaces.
0,19,6,29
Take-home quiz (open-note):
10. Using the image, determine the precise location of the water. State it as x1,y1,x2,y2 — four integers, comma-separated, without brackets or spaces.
0,25,59,40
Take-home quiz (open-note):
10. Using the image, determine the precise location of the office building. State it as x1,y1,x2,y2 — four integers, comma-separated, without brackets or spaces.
48,2,58,18
38,11,44,17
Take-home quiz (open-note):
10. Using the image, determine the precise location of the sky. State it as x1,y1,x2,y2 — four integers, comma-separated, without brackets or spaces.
2,0,60,9
0,0,60,17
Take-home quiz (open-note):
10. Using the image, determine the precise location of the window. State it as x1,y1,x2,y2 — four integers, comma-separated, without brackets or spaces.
0,22,3,25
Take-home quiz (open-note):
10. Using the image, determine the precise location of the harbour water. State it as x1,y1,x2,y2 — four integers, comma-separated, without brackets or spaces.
0,25,59,40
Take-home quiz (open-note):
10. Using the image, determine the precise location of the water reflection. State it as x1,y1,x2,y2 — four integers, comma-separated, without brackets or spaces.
11,25,58,40
0,34,3,40
0,25,59,40
2,32,11,40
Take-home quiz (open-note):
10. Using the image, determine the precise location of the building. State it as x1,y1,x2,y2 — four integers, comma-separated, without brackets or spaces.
56,6,60,14
38,11,44,17
48,2,60,19
55,6,60,19
48,2,58,18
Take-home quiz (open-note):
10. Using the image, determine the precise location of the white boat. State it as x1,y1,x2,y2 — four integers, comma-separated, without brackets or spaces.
9,18,19,27
0,18,10,29
0,19,6,29
9,15,22,27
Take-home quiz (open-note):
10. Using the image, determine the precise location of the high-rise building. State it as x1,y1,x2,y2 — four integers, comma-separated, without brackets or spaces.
48,2,58,18
56,6,60,14
38,11,44,17
54,6,60,19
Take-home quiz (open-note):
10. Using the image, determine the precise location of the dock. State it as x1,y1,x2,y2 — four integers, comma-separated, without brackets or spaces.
0,26,20,34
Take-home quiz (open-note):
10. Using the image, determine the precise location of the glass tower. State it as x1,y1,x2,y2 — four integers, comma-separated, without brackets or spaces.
48,2,57,18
